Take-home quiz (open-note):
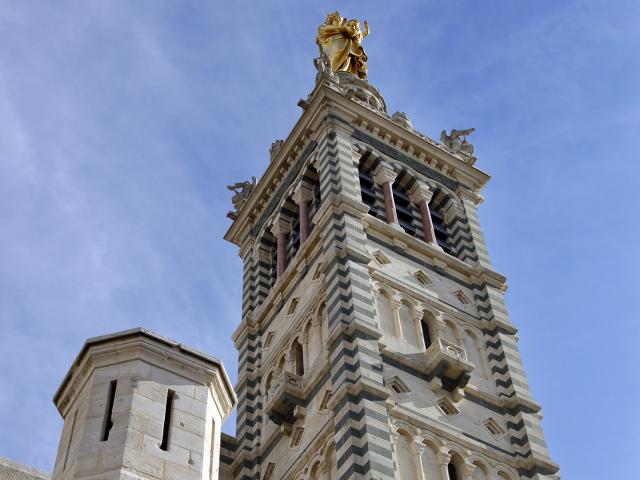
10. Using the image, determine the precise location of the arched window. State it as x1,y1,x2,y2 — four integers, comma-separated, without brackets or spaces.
375,291,395,337
442,320,458,345
395,431,417,480
428,192,453,255
265,372,274,392
472,462,489,480
393,170,423,239
399,301,419,347
358,154,384,218
447,462,459,480
421,314,432,349
292,340,304,376
420,443,440,480
306,319,323,368
464,330,487,380
447,453,465,480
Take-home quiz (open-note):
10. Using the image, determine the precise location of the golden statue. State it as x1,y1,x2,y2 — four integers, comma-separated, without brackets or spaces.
316,11,370,79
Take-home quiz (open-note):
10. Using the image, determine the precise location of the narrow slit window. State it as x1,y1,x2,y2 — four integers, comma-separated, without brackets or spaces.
160,390,175,451
484,417,505,438
387,376,409,394
454,291,471,305
312,262,324,280
319,390,332,411
413,270,431,286
62,410,78,471
437,397,460,416
209,418,216,480
264,332,275,349
264,462,277,480
100,380,117,441
287,298,300,316
290,427,305,448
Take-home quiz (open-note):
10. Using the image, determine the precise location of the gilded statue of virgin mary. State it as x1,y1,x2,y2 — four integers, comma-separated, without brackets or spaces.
316,12,370,79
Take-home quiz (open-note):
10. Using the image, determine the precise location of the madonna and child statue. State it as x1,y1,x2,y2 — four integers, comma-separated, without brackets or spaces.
316,11,370,79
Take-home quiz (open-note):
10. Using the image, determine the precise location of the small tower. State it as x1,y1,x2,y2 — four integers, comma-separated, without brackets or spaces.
51,328,236,480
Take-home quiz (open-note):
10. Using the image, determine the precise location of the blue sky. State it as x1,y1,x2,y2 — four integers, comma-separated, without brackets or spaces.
1,1,638,477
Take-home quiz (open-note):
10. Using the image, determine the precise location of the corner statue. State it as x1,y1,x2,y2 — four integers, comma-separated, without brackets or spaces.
316,11,370,79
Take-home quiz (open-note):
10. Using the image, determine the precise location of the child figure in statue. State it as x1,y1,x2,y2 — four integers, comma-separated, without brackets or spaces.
316,11,370,79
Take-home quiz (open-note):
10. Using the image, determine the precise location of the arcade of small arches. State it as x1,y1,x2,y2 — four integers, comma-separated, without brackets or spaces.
263,303,327,395
391,422,518,480
355,143,468,259
372,282,491,385
290,438,339,480
256,162,322,292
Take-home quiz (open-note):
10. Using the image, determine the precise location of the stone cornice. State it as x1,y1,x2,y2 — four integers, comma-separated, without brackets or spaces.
53,328,237,417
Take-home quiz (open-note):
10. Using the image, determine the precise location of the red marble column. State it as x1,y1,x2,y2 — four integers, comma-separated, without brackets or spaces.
382,181,399,225
373,163,399,226
410,182,437,245
417,199,437,244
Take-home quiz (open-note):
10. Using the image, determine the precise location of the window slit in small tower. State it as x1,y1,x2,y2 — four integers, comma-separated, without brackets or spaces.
62,409,78,471
160,389,175,451
209,418,216,480
100,380,117,441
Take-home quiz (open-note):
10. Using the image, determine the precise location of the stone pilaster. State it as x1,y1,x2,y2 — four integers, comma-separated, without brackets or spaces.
456,187,492,268
315,119,395,480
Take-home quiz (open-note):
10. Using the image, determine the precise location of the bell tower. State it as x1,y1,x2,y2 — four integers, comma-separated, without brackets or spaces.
224,12,559,480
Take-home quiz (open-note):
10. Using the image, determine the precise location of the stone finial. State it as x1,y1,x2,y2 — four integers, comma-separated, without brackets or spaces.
269,139,284,160
391,111,413,129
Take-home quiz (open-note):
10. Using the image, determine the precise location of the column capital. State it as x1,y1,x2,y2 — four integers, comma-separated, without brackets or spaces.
271,214,291,236
437,449,451,465
292,182,314,205
408,181,434,204
372,161,397,186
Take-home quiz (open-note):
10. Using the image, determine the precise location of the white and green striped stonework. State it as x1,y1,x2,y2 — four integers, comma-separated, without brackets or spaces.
224,70,559,480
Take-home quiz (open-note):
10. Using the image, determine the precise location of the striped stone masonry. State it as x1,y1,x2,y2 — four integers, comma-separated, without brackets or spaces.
223,74,559,480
